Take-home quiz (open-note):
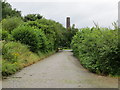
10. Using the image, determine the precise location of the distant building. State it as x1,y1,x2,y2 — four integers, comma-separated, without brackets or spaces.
66,17,70,29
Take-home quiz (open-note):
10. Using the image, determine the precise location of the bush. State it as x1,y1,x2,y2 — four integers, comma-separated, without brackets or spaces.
24,19,67,50
12,26,47,53
71,27,120,76
2,17,23,33
24,20,56,51
1,30,13,41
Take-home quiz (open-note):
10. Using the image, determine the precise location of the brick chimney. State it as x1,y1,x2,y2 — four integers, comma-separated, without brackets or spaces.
66,17,70,29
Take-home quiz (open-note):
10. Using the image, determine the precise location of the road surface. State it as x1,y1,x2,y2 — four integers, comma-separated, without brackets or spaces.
2,51,118,88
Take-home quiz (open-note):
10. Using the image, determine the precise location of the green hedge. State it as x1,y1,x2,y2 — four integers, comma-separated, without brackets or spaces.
71,27,120,76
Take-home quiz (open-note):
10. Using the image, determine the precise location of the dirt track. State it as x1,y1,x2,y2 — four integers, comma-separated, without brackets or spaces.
2,51,118,88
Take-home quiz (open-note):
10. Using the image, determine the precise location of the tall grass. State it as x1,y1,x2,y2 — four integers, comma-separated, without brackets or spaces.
2,41,55,76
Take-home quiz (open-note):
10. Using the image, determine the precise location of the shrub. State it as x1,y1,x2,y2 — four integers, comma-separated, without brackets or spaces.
1,30,13,41
71,27,120,76
2,17,23,33
24,19,67,50
12,26,47,53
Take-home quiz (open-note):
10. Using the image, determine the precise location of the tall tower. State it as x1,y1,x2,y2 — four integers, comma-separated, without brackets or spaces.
66,17,70,29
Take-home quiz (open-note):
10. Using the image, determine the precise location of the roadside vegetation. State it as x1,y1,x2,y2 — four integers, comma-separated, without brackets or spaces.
2,42,40,76
1,1,77,76
71,26,119,76
1,1,119,77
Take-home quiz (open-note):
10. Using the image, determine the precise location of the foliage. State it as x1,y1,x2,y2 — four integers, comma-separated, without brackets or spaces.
1,30,13,41
2,42,39,76
0,29,1,40
2,42,29,76
2,17,23,33
2,1,21,19
0,1,2,21
2,60,21,76
2,41,55,76
12,26,47,53
71,27,120,76
65,24,78,48
1,0,78,77
23,18,67,50
23,14,43,22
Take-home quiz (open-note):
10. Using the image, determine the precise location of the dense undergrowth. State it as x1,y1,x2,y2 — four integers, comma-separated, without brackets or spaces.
2,41,55,76
71,27,120,76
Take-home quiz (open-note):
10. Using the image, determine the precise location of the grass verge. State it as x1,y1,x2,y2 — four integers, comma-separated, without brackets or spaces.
2,41,55,77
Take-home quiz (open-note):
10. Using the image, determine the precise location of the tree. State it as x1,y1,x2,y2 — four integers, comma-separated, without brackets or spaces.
23,14,43,22
2,1,21,19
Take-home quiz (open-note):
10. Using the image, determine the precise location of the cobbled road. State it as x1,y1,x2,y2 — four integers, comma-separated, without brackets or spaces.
2,51,118,88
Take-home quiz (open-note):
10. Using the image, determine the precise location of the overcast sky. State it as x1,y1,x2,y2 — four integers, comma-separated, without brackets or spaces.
6,0,119,28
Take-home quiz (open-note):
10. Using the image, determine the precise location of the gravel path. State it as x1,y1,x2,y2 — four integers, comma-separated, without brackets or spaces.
2,51,118,88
